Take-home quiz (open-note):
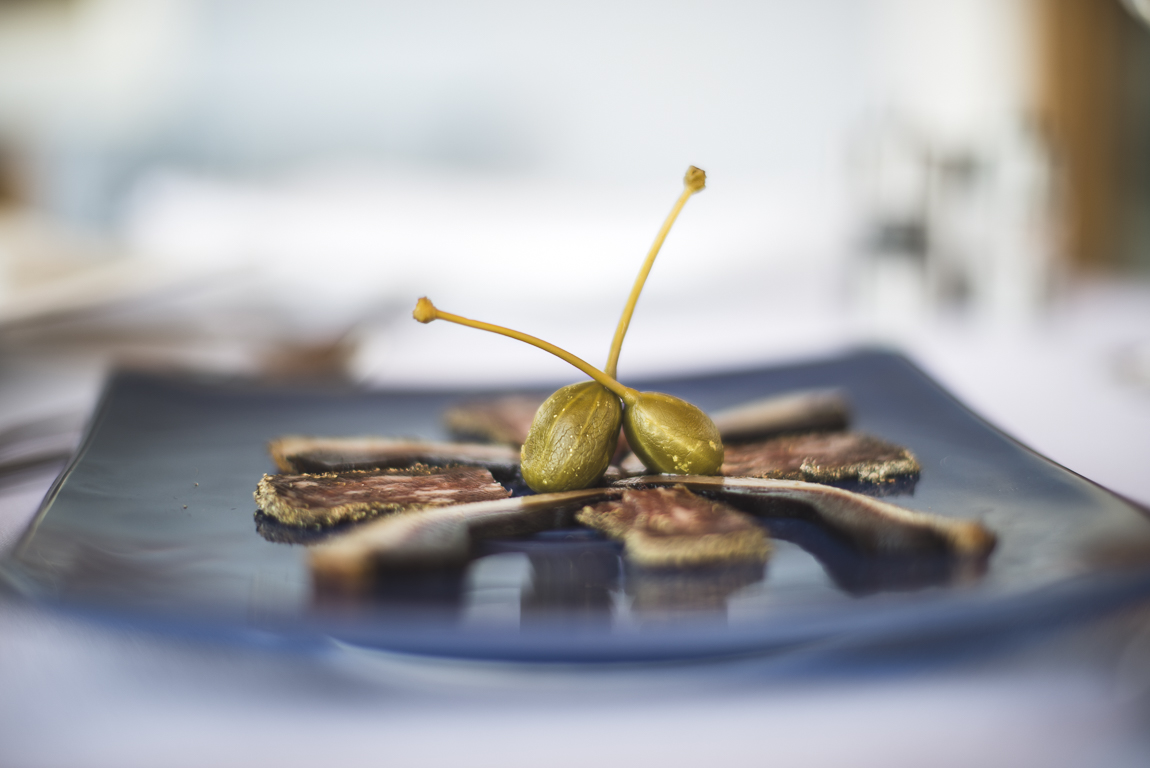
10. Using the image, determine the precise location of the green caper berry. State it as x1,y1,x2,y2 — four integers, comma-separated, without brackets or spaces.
622,391,724,476
520,381,622,492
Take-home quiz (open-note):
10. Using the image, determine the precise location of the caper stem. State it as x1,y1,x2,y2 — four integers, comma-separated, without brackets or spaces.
413,298,639,404
604,165,706,379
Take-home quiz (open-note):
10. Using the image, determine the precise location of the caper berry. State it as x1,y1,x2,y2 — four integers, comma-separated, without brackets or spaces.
520,381,622,492
622,391,723,475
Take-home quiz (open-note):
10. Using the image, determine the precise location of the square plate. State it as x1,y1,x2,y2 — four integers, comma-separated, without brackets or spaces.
4,350,1150,662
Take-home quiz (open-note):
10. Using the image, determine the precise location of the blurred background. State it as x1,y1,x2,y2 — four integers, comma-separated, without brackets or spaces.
0,0,1147,504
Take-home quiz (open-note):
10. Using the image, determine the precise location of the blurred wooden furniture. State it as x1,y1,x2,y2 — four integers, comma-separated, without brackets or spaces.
1036,0,1150,271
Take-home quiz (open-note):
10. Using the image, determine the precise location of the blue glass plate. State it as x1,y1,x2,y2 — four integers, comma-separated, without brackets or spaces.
4,350,1150,662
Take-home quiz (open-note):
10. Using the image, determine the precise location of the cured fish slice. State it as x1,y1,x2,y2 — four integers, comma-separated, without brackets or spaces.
720,431,920,484
709,389,850,442
614,475,995,559
310,487,623,590
576,486,770,568
442,394,546,446
255,465,510,528
268,436,521,479
619,430,919,487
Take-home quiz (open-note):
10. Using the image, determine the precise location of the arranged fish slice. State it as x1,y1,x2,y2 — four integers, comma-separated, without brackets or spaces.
255,465,510,528
442,394,546,446
619,430,919,486
708,389,850,442
310,487,623,590
720,431,920,484
614,475,995,559
577,486,770,568
268,436,521,478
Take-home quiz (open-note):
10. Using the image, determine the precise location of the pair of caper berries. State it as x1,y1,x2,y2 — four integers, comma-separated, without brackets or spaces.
414,166,722,492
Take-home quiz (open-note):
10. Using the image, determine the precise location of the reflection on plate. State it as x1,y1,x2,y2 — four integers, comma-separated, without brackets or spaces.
4,351,1150,662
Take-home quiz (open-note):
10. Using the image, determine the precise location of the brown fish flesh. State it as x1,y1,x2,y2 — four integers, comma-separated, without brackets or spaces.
442,394,546,446
268,436,521,479
310,487,622,588
614,475,994,558
709,389,850,442
255,465,510,528
720,431,920,485
577,486,770,568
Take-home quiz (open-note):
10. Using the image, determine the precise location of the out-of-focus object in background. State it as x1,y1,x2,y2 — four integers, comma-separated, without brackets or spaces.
0,210,200,328
849,0,1150,336
1121,0,1150,29
847,114,1060,330
0,208,357,382
1038,0,1150,273
1115,339,1150,391
846,0,1066,333
847,117,930,332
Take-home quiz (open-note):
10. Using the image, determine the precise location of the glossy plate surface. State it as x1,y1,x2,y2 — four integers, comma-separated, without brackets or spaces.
4,351,1150,662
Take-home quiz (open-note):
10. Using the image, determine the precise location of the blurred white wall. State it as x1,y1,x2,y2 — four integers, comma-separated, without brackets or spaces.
869,0,1036,146
0,0,1035,218
0,0,1055,385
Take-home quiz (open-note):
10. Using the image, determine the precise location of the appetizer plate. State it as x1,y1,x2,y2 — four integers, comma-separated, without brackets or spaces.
4,351,1150,663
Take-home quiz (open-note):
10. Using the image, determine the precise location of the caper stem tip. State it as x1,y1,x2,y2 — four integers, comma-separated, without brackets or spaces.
413,297,437,323
684,166,706,193
604,166,705,378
